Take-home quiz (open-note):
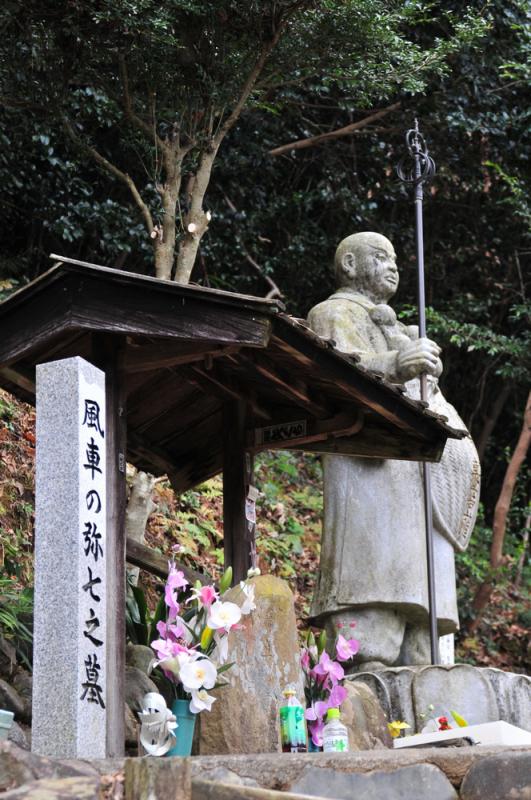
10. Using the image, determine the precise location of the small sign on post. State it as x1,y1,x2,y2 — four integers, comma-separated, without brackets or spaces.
32,357,108,758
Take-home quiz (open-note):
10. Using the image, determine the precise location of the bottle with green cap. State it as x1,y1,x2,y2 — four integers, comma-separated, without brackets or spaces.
279,685,307,753
322,708,349,752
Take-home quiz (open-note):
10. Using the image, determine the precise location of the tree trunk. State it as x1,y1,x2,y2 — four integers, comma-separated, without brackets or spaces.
470,390,531,627
515,510,530,588
174,146,218,284
476,383,511,463
125,470,156,586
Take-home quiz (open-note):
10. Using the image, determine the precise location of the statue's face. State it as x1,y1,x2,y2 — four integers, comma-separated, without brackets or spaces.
344,236,398,303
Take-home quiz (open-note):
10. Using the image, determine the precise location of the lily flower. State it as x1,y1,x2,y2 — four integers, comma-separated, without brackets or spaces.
207,600,242,632
213,631,229,664
180,658,217,692
239,581,256,615
189,688,216,714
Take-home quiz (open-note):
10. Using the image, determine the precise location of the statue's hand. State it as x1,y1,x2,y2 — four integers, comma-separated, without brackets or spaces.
396,337,441,381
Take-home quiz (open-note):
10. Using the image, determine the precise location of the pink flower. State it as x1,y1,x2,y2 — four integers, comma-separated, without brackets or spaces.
328,683,347,707
335,634,360,662
164,566,188,618
301,649,310,671
156,619,186,642
190,584,219,609
305,699,329,722
312,651,344,684
307,718,325,747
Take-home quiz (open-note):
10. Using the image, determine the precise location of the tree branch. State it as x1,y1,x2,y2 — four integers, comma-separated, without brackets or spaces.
268,102,401,156
63,118,154,235
118,55,167,154
214,17,290,145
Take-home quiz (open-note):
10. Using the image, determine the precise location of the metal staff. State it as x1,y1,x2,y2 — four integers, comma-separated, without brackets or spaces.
396,119,439,664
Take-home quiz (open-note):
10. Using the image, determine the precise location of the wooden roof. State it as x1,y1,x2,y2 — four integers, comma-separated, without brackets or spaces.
0,258,465,492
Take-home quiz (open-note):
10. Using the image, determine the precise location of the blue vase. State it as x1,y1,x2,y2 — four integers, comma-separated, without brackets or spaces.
165,698,196,757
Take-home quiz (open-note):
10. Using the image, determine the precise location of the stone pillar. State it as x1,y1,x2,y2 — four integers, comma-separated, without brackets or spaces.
32,357,108,757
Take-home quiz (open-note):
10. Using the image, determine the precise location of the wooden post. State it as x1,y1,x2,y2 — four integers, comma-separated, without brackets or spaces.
223,400,252,584
93,336,126,757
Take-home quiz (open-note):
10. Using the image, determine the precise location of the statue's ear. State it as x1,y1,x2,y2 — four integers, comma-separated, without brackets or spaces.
341,251,356,279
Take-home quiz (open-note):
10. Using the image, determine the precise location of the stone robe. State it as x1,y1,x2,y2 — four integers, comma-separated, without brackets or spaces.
308,289,480,634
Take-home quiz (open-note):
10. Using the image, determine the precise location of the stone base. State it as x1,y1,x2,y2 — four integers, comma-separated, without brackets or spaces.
347,665,530,733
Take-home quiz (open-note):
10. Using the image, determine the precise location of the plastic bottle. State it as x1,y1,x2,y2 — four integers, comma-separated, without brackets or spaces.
279,686,307,753
322,708,349,752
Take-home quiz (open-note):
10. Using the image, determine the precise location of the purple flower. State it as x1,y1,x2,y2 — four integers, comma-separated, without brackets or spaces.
328,683,347,707
301,649,310,671
335,634,360,662
305,699,330,722
312,651,344,683
164,566,188,619
307,718,325,747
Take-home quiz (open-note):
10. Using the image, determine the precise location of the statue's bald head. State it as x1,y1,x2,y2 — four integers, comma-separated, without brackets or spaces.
333,232,398,302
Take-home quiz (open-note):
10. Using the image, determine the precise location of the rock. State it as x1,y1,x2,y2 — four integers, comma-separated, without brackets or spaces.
7,723,28,751
125,702,139,749
0,680,26,720
340,681,392,750
12,672,32,723
460,750,531,800
196,766,259,787
124,755,190,800
199,576,304,754
0,776,101,798
125,643,156,675
0,742,99,793
124,666,158,713
349,665,531,735
484,668,531,731
0,638,17,680
412,665,498,730
190,747,527,791
289,763,458,800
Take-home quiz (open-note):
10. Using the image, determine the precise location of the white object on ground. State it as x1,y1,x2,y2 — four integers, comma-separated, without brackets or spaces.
394,720,531,749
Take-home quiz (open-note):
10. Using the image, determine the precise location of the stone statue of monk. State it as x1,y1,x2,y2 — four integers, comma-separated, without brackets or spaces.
308,232,480,669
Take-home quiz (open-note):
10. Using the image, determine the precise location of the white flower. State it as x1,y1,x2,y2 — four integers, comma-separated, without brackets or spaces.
179,658,217,691
239,581,256,615
187,222,197,233
207,601,242,632
214,631,229,665
189,688,216,714
247,566,261,577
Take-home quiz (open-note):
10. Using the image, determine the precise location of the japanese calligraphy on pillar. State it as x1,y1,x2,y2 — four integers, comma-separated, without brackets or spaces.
79,385,107,715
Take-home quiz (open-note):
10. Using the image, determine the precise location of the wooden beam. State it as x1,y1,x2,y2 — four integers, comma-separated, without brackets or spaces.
124,343,240,374
288,422,446,462
0,366,35,394
239,354,331,419
249,410,364,452
223,401,251,584
127,430,179,479
125,537,209,585
187,365,271,421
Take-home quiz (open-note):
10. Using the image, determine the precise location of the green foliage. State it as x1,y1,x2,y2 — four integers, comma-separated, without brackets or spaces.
0,576,33,668
125,578,166,646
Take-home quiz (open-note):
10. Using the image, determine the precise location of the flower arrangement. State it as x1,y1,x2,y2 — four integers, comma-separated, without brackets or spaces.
301,625,360,747
151,562,255,715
